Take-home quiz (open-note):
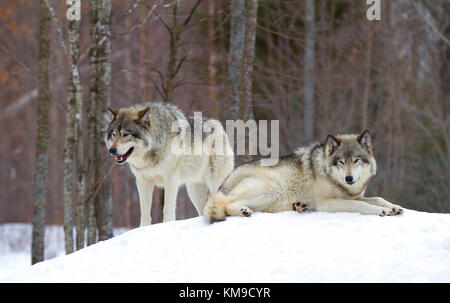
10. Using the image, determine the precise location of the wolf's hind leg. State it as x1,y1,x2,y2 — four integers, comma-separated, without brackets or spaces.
186,183,208,215
225,204,254,217
225,190,278,217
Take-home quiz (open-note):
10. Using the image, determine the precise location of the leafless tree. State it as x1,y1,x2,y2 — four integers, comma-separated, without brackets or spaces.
32,0,51,265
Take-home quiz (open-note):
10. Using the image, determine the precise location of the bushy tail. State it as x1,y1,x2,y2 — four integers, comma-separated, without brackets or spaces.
203,192,230,223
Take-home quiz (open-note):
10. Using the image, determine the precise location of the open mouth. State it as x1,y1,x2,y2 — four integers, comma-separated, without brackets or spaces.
114,147,134,165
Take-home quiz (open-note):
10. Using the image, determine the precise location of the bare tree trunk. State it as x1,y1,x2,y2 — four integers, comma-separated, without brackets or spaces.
87,0,99,246
207,0,218,117
32,0,51,265
228,0,258,163
361,23,373,130
238,0,257,121
165,1,181,104
95,0,113,241
139,2,148,100
303,0,315,143
63,17,82,255
228,0,246,120
69,17,86,251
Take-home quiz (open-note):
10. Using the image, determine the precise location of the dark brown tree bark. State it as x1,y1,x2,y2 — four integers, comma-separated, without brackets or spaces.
303,0,315,144
87,0,99,246
32,0,51,265
228,0,258,164
87,0,113,244
94,0,113,241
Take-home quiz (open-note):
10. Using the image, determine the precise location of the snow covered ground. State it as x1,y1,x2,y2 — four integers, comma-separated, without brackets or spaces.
1,209,449,282
0,224,127,280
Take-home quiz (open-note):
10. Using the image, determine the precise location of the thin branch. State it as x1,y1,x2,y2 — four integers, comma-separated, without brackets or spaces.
413,0,450,46
44,0,68,55
113,0,141,24
182,0,203,27
173,53,188,77
114,4,158,37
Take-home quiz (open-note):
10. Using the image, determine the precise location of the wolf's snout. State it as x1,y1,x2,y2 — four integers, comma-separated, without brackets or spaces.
345,175,354,184
109,147,118,155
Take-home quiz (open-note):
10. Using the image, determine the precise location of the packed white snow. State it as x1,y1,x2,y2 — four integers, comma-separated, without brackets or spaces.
1,209,449,282
0,224,127,280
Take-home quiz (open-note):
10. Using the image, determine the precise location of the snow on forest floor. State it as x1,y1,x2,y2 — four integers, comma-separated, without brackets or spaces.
1,209,449,282
0,224,127,280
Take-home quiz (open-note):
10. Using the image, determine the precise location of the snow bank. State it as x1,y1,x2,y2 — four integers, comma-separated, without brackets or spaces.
1,210,449,282
0,224,127,280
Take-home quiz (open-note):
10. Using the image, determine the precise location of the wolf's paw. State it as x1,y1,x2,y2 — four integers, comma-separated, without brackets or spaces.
391,206,403,215
240,207,253,217
379,208,395,217
293,201,310,213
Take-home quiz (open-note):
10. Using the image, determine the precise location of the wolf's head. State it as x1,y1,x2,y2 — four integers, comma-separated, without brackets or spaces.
324,129,376,195
104,107,151,165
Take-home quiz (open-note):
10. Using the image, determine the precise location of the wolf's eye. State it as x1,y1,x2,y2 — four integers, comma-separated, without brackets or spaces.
354,158,360,164
123,133,129,138
338,160,344,166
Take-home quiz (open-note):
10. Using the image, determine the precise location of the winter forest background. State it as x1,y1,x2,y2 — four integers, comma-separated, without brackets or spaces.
0,0,448,263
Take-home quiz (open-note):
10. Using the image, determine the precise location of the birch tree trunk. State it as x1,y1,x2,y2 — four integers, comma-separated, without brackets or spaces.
63,12,84,254
70,17,86,251
87,0,113,243
63,22,76,255
32,0,51,265
303,0,315,144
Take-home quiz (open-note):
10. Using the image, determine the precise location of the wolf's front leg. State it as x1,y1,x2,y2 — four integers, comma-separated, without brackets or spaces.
358,197,403,215
315,199,397,216
136,178,154,226
163,181,179,222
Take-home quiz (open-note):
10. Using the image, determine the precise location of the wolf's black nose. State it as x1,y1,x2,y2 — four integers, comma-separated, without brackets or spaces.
345,175,353,183
109,147,117,155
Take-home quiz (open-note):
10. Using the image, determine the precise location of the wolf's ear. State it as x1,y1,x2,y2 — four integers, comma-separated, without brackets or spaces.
326,134,341,156
357,129,372,154
107,108,119,120
136,107,150,123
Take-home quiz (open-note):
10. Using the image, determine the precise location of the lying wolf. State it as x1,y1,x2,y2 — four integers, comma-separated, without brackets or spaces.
204,129,403,223
105,102,234,225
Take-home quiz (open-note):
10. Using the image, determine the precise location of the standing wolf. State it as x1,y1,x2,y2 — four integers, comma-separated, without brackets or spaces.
105,102,234,226
204,129,404,223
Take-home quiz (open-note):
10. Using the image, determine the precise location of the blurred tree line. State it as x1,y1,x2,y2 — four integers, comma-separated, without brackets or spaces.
0,0,448,263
